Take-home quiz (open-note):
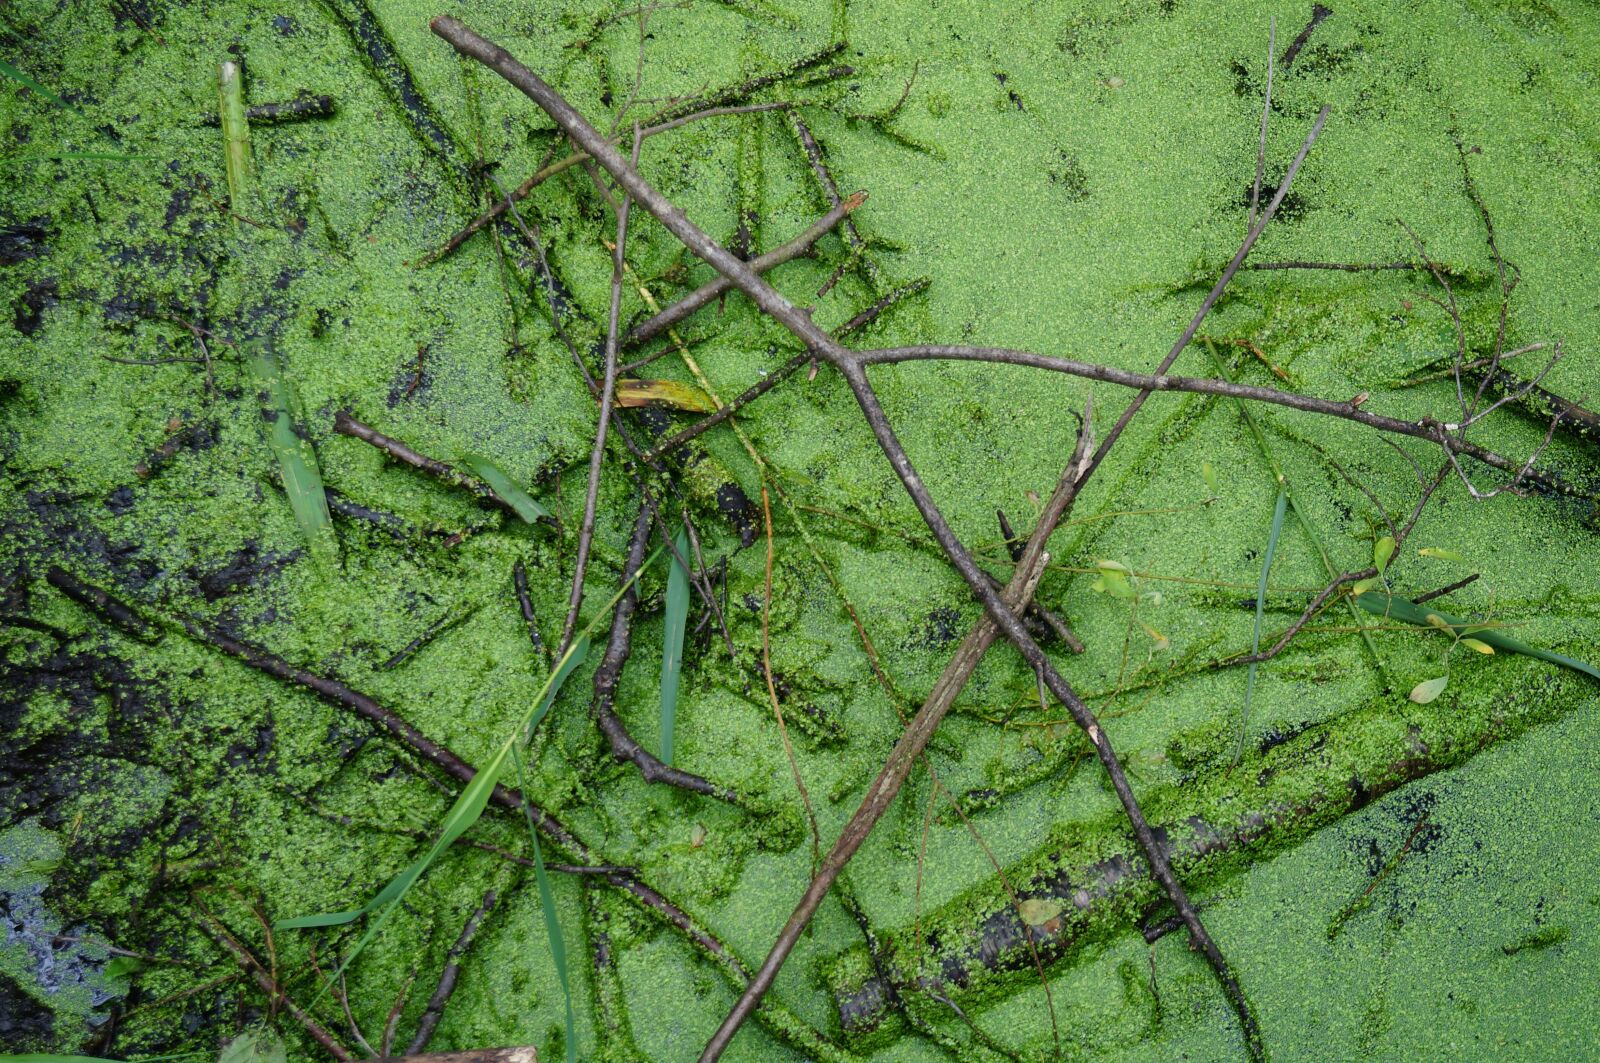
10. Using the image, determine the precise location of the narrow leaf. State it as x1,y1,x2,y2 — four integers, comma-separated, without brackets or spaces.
242,341,336,566
1409,675,1448,704
460,454,551,524
1237,489,1288,762
217,60,252,217
0,58,68,107
277,635,595,1007
512,745,577,1063
1201,460,1219,495
1418,547,1464,561
616,378,716,413
1373,535,1396,574
660,525,691,766
1460,638,1494,655
1355,592,1600,682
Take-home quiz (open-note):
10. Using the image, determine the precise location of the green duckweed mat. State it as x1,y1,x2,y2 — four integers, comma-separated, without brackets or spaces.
3,0,1599,1059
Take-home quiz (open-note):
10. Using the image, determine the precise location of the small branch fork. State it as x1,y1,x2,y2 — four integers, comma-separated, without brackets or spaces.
429,15,1578,1061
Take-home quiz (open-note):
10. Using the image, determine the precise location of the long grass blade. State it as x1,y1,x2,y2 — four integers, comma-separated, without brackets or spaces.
276,637,590,931
459,454,552,523
241,340,336,567
659,524,690,765
0,58,68,107
511,744,576,1063
1237,489,1288,762
1354,592,1600,681
277,546,660,1004
217,60,252,217
1206,338,1388,675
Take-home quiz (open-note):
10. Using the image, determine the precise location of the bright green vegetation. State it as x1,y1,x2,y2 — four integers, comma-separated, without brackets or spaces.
2,0,1598,1061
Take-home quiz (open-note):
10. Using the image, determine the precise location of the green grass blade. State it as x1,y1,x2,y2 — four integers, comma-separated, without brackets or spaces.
241,341,336,567
217,60,251,217
459,454,552,524
512,744,577,1063
526,633,590,740
277,548,659,1003
1206,338,1389,678
1237,489,1288,762
659,524,691,766
276,638,589,932
0,58,68,107
1354,592,1600,682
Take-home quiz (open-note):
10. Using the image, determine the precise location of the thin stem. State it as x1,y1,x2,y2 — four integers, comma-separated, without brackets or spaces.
1248,17,1275,233
559,135,638,657
853,345,1579,498
623,192,864,350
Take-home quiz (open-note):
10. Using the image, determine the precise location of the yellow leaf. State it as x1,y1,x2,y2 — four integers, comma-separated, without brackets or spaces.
1460,638,1494,655
616,378,716,413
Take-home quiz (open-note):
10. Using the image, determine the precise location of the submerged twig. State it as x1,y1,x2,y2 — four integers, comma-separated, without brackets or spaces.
332,411,527,517
591,506,737,801
406,891,498,1054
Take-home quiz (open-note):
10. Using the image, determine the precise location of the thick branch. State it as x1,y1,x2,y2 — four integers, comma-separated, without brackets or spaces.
702,416,1092,1057
431,19,1264,1059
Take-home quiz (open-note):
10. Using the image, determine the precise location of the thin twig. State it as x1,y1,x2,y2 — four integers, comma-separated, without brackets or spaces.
333,412,525,517
592,505,737,801
1248,17,1275,233
196,909,353,1062
622,193,864,351
559,133,638,657
407,890,498,1054
762,486,823,870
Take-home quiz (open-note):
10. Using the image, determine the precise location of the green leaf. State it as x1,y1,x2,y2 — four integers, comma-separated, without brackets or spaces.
1201,460,1219,495
1355,592,1600,682
512,745,577,1063
1373,535,1396,574
1409,676,1448,704
660,525,691,766
241,341,336,566
1417,547,1464,561
1237,489,1288,762
216,60,252,216
103,955,146,980
217,1028,286,1063
1091,561,1134,599
1460,638,1495,655
460,454,552,524
0,58,69,107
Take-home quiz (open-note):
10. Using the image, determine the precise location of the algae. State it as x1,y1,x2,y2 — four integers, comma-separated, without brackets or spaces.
3,0,1600,1060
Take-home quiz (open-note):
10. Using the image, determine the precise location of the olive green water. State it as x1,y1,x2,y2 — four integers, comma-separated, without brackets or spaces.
3,0,1599,1059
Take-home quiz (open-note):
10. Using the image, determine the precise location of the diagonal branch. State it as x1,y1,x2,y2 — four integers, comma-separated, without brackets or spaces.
429,17,1268,1059
704,411,1094,1057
